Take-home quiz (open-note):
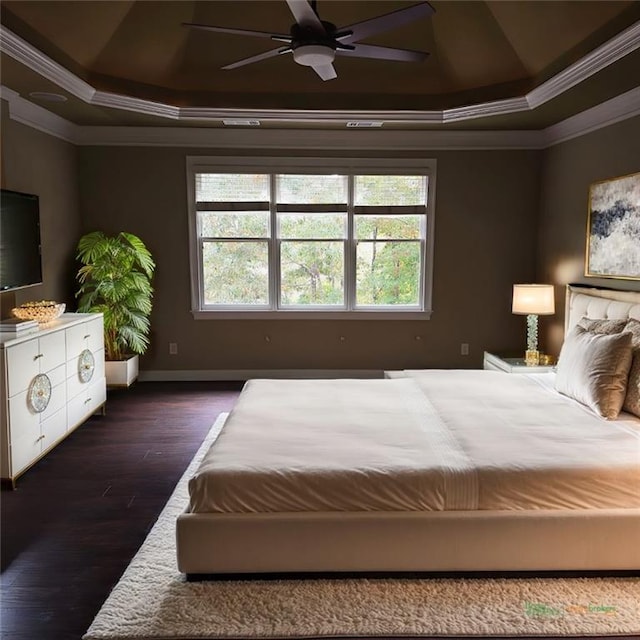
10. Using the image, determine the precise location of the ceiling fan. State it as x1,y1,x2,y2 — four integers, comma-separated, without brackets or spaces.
184,0,434,81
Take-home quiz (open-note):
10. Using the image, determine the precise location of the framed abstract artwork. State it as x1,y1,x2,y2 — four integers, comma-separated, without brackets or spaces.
585,172,640,280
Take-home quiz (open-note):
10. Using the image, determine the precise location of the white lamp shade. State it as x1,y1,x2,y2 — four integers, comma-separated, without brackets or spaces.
512,284,555,315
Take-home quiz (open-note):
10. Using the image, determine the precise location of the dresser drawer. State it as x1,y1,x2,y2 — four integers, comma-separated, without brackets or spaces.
10,405,66,475
8,377,65,433
39,330,66,373
87,376,107,414
41,379,66,421
41,406,68,450
6,341,40,397
11,423,43,475
67,376,106,430
86,317,104,352
66,349,105,399
5,333,66,398
66,317,104,359
8,389,41,438
47,363,67,389
8,391,41,472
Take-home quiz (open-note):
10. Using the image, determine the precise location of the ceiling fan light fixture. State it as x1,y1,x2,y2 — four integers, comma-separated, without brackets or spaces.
292,44,335,68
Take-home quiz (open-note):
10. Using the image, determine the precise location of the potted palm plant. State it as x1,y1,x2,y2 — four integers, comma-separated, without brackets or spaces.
75,231,155,387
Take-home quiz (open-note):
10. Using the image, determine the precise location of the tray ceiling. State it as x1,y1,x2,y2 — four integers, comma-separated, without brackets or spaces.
1,0,640,130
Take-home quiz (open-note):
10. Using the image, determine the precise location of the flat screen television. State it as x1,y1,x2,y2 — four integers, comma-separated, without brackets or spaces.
0,189,43,292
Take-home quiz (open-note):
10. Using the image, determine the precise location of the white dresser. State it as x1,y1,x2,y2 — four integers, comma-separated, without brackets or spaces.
0,313,106,487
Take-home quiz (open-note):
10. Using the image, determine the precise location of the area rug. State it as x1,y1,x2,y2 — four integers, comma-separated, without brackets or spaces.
84,414,640,639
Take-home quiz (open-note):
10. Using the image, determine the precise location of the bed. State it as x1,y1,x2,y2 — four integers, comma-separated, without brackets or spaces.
176,285,640,575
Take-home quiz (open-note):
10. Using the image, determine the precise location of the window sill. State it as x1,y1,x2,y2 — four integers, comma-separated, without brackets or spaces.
191,309,433,320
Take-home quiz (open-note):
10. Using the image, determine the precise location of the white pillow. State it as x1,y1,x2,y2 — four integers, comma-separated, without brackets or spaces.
555,326,633,419
622,319,640,418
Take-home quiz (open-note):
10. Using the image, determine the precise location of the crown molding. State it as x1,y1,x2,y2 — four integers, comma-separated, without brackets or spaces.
3,79,639,150
3,81,639,150
542,85,640,146
0,27,95,102
443,97,530,123
0,85,78,142
179,107,445,124
527,21,640,109
1,21,639,126
91,90,180,119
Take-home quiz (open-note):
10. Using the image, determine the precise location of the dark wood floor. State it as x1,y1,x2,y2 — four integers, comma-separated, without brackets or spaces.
0,381,242,640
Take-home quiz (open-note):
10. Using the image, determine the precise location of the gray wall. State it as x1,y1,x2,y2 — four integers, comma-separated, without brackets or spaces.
77,146,540,372
537,115,640,355
0,100,81,319
10,108,636,373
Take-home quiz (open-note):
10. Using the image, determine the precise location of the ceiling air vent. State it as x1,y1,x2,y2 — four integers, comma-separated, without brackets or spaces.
29,91,68,102
346,121,384,128
222,119,261,126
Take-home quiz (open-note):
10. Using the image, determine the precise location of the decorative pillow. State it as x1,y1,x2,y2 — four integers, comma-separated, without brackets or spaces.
622,319,640,418
577,317,628,334
555,326,633,419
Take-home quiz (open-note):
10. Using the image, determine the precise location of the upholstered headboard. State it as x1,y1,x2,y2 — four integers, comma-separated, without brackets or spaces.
565,285,640,334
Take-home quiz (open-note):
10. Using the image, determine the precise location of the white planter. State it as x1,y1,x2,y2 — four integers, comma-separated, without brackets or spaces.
105,355,139,387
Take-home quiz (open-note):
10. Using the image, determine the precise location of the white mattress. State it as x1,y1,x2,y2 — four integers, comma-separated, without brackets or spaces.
188,373,640,514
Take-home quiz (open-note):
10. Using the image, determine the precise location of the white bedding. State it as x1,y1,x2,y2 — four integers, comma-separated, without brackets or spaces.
189,378,476,513
188,372,640,514
405,370,640,510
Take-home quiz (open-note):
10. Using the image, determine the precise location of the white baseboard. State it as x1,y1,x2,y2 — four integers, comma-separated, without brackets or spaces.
138,369,384,382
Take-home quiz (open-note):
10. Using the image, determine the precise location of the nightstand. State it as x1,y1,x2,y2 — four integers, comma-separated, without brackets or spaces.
483,351,555,374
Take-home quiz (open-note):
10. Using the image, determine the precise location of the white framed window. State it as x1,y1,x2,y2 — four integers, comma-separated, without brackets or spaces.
187,157,436,319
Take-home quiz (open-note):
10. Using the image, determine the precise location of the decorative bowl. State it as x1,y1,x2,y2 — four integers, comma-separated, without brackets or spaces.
12,301,66,324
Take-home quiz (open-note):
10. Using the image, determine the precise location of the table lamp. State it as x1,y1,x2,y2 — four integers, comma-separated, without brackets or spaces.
512,284,555,366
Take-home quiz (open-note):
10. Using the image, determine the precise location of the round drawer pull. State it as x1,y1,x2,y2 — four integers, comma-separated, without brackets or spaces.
28,374,52,413
78,349,95,383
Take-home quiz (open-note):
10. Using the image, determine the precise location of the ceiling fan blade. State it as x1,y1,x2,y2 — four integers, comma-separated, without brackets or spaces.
222,47,292,70
340,2,434,44
311,63,337,81
285,0,325,32
183,22,289,40
337,44,428,63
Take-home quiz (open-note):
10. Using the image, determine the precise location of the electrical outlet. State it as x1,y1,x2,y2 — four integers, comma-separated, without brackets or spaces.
461,343,469,356
169,342,178,355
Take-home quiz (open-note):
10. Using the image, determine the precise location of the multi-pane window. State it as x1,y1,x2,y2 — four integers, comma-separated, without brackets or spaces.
278,174,347,307
188,161,434,317
196,174,270,306
354,175,425,307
